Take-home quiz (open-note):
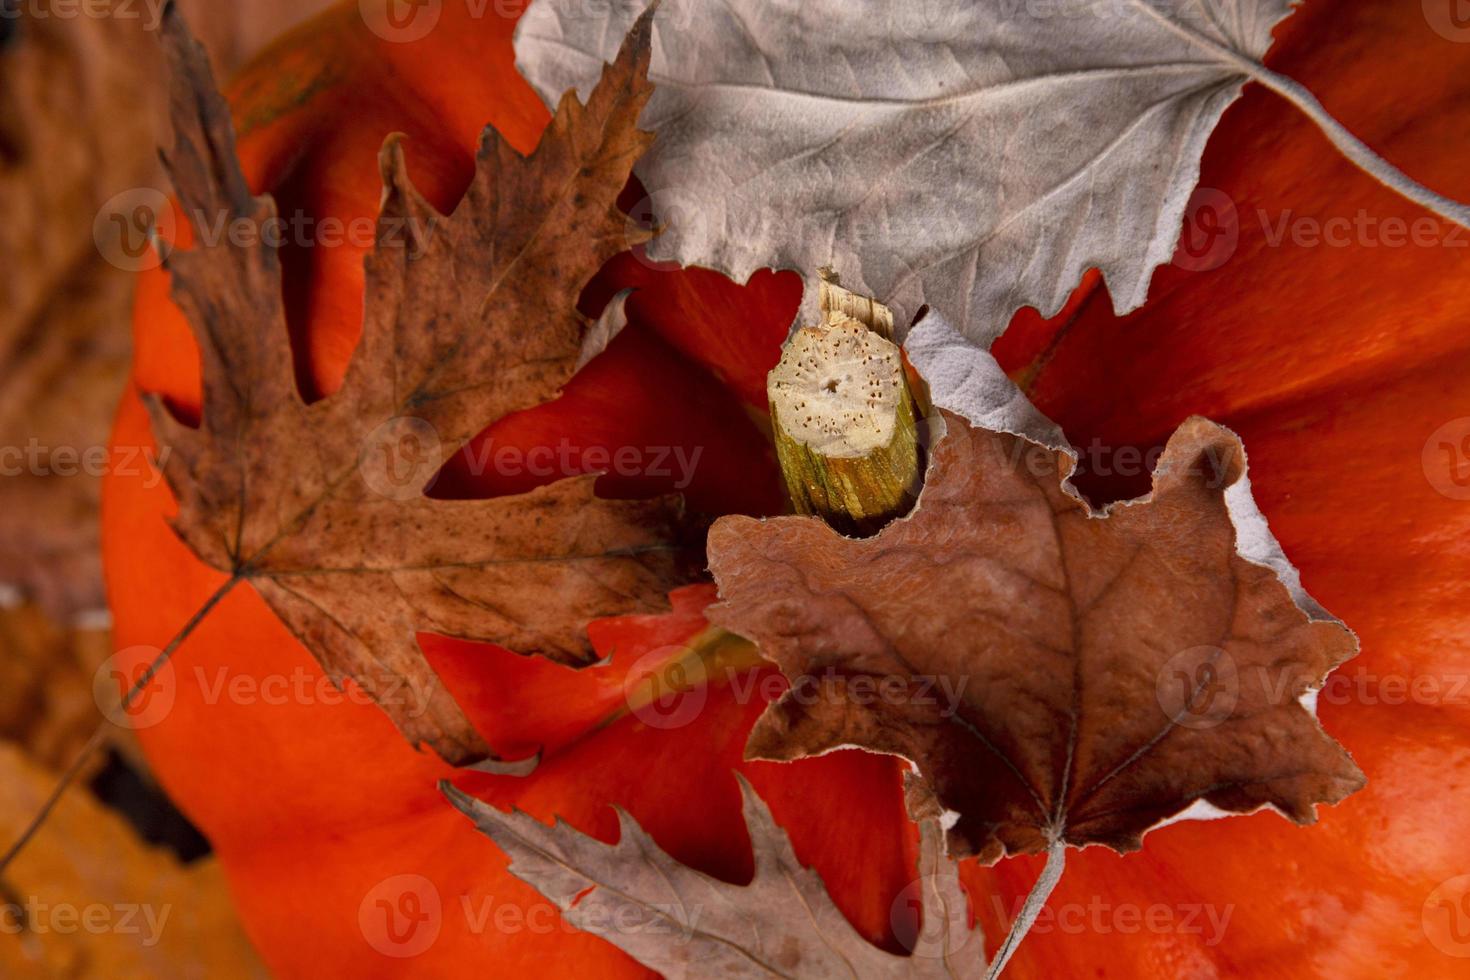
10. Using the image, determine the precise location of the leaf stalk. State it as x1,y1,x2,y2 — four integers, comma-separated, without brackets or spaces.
985,838,1068,979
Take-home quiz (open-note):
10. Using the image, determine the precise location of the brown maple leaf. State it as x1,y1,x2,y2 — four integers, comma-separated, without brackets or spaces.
708,411,1365,862
144,7,684,765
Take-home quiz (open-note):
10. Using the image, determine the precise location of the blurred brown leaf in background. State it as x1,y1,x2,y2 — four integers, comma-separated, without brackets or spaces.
0,0,330,619
0,743,268,979
0,1,336,973
0,606,115,775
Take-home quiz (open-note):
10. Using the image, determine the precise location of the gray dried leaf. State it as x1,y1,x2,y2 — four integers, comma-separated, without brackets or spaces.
514,0,1294,340
444,774,988,978
515,0,1470,343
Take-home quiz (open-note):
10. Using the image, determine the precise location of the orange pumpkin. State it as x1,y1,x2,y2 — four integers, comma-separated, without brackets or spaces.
102,1,1470,977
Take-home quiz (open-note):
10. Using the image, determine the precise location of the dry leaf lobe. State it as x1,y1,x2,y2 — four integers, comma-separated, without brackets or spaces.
144,7,683,765
709,407,1365,861
444,774,988,978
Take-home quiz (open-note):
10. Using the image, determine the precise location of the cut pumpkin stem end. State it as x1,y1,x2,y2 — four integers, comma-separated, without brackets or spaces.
768,275,924,536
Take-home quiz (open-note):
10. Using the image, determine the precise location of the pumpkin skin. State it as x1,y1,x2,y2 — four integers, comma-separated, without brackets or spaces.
976,2,1470,976
101,2,1470,978
104,5,918,977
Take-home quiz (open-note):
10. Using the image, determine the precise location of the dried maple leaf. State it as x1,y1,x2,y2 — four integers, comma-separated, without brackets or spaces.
444,774,987,978
707,407,1365,862
145,8,684,764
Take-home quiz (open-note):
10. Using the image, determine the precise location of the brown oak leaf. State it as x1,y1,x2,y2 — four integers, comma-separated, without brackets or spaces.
708,411,1365,862
144,7,685,764
444,774,988,978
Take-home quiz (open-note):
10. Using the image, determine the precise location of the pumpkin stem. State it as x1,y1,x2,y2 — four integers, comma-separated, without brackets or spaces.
986,838,1068,979
768,271,924,536
0,573,244,876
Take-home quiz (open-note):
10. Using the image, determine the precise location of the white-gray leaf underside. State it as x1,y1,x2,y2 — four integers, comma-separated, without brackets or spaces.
515,0,1294,341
